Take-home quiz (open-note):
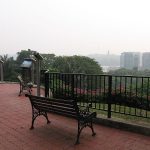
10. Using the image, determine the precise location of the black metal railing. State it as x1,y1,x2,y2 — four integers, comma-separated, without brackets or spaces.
44,72,150,119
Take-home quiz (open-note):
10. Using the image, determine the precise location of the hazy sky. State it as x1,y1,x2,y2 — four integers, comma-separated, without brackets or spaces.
1,0,150,56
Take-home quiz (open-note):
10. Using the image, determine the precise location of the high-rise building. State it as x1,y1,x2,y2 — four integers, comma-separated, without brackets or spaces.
120,52,140,70
142,52,150,70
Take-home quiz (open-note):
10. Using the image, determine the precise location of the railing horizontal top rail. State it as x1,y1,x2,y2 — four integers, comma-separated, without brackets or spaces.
48,72,150,78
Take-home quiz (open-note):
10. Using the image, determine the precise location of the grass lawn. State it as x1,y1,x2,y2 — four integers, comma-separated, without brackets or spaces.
78,102,150,126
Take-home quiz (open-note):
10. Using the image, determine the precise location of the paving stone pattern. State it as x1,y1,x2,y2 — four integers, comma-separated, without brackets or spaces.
0,83,150,150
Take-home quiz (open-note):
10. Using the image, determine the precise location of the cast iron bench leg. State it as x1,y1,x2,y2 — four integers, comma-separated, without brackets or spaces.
75,119,96,144
90,120,96,136
30,107,51,130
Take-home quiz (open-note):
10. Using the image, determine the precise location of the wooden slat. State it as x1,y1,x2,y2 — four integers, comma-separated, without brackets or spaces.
26,94,79,118
33,102,75,113
31,98,75,109
34,104,77,117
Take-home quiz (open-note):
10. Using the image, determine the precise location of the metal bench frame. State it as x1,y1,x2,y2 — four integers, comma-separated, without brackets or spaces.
17,75,33,96
25,94,96,144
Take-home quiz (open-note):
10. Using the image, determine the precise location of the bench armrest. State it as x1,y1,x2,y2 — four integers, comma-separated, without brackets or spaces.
79,103,92,113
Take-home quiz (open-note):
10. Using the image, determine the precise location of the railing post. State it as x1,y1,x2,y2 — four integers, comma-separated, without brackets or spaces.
71,74,74,99
108,75,112,118
45,72,49,97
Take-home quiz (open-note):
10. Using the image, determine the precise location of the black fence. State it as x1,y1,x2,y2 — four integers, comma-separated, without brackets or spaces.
44,72,150,119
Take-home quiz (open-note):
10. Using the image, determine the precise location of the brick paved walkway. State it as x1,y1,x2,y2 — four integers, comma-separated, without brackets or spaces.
0,83,150,150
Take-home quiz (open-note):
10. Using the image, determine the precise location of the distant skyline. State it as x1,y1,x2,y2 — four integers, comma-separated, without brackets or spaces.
1,0,150,56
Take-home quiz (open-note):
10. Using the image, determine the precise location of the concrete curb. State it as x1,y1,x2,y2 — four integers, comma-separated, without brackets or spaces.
94,117,150,136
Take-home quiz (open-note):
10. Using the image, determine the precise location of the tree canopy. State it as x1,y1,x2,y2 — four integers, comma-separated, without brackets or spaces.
16,49,33,65
3,49,150,82
108,68,150,76
1,50,103,81
0,54,17,81
52,55,102,74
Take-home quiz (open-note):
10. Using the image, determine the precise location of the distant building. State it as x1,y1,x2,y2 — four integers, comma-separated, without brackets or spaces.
120,52,140,70
142,52,150,70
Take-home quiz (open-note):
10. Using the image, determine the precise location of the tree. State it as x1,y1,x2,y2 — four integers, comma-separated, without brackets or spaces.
16,49,33,65
0,51,103,82
53,55,103,74
0,55,18,81
41,53,56,71
108,68,150,76
108,68,134,76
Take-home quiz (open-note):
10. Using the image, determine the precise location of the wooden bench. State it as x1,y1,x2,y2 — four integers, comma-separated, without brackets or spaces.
17,75,33,96
25,94,97,144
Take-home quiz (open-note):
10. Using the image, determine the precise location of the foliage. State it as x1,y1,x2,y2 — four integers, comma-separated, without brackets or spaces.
16,49,33,65
41,53,57,71
1,50,103,81
53,55,103,74
52,83,150,110
0,55,18,81
108,68,150,76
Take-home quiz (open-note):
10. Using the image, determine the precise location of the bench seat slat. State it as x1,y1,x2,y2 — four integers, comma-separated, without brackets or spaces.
32,100,75,110
31,98,76,109
34,104,77,117
34,102,76,113
32,97,74,104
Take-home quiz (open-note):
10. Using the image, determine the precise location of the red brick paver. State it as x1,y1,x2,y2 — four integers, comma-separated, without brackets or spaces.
0,83,150,150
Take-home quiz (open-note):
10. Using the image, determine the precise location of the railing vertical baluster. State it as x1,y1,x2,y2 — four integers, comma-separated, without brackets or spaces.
103,76,106,110
79,74,81,105
120,76,122,94
135,77,138,115
76,74,78,100
61,73,63,97
64,74,66,98
87,75,89,104
58,73,61,96
146,77,149,117
52,73,54,96
129,77,133,115
124,76,127,114
140,77,144,116
91,75,93,105
71,74,74,99
84,74,86,107
99,75,101,110
67,74,69,98
45,72,49,97
108,75,112,118
119,76,122,113
55,73,58,97
95,75,97,109
115,76,117,94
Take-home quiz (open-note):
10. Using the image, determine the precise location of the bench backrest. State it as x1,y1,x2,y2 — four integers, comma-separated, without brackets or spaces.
26,94,79,118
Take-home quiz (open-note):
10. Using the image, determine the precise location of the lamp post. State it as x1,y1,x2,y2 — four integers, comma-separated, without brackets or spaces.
29,55,36,84
33,52,43,96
